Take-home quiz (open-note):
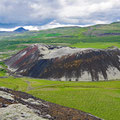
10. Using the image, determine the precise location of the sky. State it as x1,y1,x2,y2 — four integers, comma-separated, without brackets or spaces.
0,0,120,31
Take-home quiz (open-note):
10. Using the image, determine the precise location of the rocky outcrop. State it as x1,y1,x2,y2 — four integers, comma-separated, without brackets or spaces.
5,44,120,81
0,87,101,120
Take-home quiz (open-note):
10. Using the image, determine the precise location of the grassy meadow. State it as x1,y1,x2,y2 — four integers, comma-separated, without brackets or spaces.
0,77,120,120
0,62,7,77
71,42,120,49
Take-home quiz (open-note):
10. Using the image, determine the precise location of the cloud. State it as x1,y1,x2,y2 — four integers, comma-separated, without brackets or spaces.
37,20,82,30
0,0,120,28
0,20,93,31
57,0,120,24
0,26,39,31
0,21,81,31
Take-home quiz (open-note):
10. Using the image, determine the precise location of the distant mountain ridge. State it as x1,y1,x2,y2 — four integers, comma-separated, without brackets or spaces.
14,27,28,32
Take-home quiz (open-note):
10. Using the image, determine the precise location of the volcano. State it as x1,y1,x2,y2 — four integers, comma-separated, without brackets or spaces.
5,44,120,81
14,27,28,32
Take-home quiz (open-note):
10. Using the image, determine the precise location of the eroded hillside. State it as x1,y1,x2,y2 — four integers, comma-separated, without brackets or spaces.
5,44,120,81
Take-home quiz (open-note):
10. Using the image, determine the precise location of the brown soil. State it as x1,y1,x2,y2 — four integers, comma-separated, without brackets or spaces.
0,97,17,108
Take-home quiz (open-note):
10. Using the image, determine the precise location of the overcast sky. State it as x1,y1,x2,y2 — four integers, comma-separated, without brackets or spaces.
0,0,120,30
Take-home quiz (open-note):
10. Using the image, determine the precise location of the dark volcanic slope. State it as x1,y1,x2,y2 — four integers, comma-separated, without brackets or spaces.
5,44,120,81
0,87,102,120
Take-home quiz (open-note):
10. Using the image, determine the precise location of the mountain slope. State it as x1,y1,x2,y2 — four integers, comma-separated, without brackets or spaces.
14,27,28,32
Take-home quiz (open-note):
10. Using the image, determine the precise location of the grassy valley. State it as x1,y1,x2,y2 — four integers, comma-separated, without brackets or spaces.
0,77,120,120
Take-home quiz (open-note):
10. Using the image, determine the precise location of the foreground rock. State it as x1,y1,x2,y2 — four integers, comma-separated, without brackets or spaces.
0,87,101,120
5,44,120,81
0,104,46,120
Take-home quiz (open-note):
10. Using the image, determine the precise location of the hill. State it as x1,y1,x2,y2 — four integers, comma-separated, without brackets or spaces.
5,44,120,81
14,27,28,32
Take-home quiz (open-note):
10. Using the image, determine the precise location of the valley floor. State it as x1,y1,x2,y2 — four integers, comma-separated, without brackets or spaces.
0,77,120,120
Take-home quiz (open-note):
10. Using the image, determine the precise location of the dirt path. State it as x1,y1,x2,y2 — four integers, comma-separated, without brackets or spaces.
25,82,71,91
24,80,33,91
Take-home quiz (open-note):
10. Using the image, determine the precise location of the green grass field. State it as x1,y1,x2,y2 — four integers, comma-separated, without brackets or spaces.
0,62,7,77
71,42,120,49
0,77,120,120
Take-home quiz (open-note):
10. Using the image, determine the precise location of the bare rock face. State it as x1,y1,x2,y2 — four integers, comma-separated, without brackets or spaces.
5,44,120,81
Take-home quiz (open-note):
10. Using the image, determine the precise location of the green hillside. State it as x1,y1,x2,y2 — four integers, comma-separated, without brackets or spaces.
0,22,120,60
